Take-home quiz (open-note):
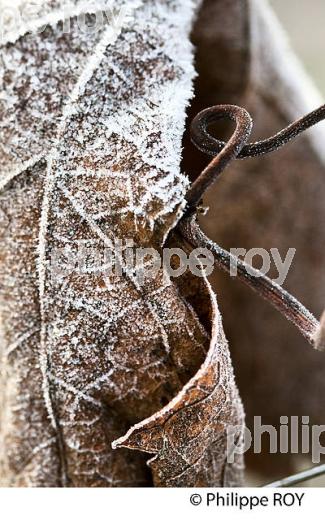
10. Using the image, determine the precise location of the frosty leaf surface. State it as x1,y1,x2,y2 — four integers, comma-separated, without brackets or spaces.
0,0,244,486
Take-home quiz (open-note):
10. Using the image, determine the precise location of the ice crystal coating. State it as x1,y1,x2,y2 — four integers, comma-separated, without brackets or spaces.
0,0,244,486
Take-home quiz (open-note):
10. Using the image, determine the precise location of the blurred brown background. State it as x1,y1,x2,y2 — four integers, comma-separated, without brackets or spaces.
187,0,325,486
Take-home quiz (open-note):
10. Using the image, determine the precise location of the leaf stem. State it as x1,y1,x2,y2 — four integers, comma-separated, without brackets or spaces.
264,463,325,487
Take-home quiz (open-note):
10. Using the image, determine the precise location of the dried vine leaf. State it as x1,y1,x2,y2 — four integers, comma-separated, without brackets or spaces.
113,273,244,487
0,0,244,487
186,0,325,476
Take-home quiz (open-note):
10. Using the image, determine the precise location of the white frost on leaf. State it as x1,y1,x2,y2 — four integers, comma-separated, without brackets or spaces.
0,0,142,44
0,0,224,487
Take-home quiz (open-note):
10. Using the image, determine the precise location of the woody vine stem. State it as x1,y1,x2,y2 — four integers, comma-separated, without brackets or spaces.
178,103,325,349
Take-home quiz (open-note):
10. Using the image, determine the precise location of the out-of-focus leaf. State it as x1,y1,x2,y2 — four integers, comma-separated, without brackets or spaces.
187,0,325,477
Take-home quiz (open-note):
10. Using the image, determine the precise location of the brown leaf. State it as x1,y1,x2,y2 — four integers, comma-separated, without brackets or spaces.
113,273,244,487
0,0,244,487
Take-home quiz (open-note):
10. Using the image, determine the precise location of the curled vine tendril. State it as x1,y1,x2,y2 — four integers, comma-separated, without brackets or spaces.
178,103,325,348
186,103,325,209
185,105,253,210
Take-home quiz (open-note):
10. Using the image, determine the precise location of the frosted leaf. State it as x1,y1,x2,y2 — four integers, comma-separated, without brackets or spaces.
0,0,245,487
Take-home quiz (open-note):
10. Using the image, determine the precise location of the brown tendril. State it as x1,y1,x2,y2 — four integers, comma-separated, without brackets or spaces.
179,103,325,347
185,105,252,209
186,103,325,210
178,216,320,348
